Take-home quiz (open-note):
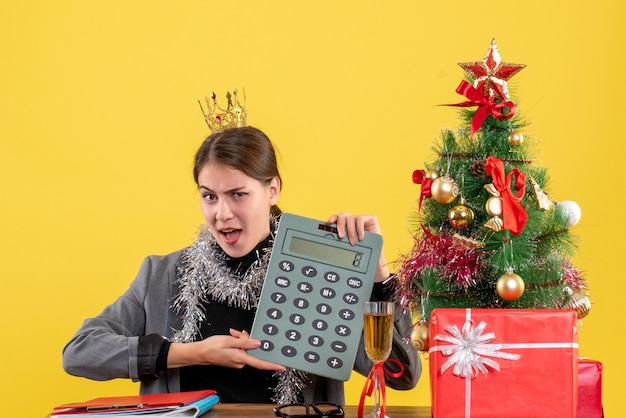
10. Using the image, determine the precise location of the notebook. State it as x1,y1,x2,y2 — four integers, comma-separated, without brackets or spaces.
50,390,219,417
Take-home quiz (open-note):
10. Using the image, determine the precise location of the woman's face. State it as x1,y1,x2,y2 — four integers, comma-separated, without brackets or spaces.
197,162,280,258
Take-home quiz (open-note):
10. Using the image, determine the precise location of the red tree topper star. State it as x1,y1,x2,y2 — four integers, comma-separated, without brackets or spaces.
458,38,526,102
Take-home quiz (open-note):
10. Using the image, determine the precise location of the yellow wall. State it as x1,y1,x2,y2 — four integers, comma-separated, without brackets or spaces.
1,1,623,416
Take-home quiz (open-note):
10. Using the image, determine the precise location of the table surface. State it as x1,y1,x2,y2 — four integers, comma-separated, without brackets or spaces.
208,403,431,417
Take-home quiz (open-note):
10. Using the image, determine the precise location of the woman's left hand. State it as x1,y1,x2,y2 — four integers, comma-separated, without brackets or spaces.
326,212,390,282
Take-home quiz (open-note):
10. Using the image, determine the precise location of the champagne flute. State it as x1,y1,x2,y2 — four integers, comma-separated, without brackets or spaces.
363,301,395,418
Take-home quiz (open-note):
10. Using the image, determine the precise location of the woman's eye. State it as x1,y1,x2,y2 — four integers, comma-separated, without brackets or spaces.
233,192,247,198
202,193,216,201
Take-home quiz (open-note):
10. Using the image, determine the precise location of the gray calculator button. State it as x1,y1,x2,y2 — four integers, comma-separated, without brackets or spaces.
275,277,290,287
342,293,359,304
293,298,309,309
316,303,332,315
335,325,351,336
327,357,343,369
347,277,363,288
282,346,297,357
324,271,340,283
339,309,355,320
301,266,317,277
289,313,305,325
330,341,347,352
320,287,336,299
304,352,320,363
312,319,328,331
260,340,274,351
297,282,313,293
271,292,287,303
279,260,295,272
266,308,282,319
263,324,279,335
285,329,301,341
308,335,324,347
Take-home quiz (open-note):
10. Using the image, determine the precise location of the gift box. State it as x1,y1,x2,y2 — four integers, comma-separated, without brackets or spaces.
429,308,578,418
577,358,603,418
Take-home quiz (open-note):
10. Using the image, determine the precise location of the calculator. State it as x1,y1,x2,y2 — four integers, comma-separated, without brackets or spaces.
249,213,383,381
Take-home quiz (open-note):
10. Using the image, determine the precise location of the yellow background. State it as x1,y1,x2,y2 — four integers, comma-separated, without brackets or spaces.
1,1,623,417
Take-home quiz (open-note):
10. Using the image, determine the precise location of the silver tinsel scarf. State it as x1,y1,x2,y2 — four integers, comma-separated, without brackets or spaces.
170,216,309,404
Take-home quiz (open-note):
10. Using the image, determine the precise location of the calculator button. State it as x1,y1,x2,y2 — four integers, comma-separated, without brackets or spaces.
289,313,306,325
330,341,347,353
279,260,295,272
293,298,309,309
308,335,324,347
339,309,355,320
316,303,332,315
342,293,359,304
327,357,343,369
281,346,297,357
271,292,287,303
304,352,320,363
259,340,274,351
297,282,313,293
263,324,279,335
275,277,290,287
320,287,336,299
335,325,351,337
347,277,363,288
312,319,328,331
324,271,340,283
301,266,317,277
266,308,283,320
285,329,302,341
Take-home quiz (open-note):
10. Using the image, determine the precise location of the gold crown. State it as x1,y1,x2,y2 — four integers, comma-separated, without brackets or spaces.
198,88,247,133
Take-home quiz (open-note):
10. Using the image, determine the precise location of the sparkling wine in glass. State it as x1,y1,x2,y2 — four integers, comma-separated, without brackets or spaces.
363,301,395,418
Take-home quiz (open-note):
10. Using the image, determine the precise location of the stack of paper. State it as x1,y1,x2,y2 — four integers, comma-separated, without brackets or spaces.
49,390,219,417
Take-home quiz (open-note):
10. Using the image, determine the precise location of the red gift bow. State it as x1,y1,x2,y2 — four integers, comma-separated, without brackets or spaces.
447,80,516,137
358,358,404,418
485,156,528,236
412,169,433,211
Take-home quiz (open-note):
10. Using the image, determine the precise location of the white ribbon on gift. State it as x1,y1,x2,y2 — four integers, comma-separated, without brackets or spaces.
428,308,579,418
432,318,521,377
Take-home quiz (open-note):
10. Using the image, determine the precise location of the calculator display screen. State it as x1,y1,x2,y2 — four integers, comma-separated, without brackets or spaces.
288,236,365,270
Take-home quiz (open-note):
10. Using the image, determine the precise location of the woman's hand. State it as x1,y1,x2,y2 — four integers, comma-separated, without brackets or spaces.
326,212,390,282
167,328,286,371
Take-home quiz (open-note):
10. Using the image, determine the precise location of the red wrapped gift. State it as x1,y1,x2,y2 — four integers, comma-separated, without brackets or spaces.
577,358,603,418
429,308,578,418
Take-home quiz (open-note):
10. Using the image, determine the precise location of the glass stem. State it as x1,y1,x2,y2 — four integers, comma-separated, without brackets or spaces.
373,371,382,415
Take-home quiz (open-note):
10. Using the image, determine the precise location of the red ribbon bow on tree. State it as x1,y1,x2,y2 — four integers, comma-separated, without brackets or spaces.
447,80,516,138
412,169,432,211
485,156,528,236
358,358,404,418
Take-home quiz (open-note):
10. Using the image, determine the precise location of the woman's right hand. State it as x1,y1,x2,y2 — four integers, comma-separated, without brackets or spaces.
167,328,286,371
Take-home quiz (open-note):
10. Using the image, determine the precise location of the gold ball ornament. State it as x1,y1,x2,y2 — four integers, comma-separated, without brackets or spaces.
496,271,525,301
448,204,475,229
568,292,591,319
410,323,430,352
425,170,440,180
430,175,459,204
508,131,524,146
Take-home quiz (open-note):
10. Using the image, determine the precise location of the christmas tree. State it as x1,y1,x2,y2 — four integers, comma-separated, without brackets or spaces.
396,39,590,351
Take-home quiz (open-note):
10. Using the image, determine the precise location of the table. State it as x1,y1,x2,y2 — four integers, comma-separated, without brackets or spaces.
209,403,431,417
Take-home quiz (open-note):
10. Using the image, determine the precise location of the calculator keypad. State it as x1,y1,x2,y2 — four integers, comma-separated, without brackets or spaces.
255,259,364,380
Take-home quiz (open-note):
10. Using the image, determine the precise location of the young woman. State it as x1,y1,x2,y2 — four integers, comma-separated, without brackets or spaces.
62,126,420,404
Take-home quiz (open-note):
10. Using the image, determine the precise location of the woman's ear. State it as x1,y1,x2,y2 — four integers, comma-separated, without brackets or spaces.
268,177,281,205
